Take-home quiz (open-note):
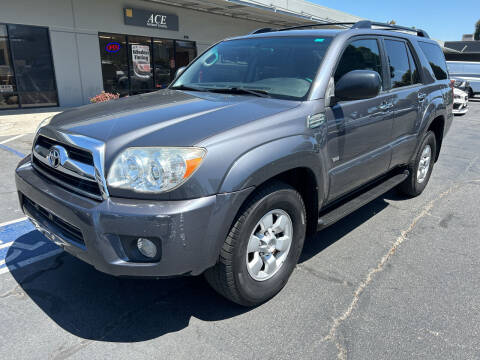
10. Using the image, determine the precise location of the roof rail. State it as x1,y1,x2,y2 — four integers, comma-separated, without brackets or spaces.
352,20,430,38
277,22,356,32
250,28,276,34
249,20,430,38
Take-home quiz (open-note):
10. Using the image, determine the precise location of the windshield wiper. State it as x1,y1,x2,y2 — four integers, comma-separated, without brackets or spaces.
170,84,207,92
206,87,271,98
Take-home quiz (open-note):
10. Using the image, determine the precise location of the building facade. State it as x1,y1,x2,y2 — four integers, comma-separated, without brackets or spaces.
0,0,360,110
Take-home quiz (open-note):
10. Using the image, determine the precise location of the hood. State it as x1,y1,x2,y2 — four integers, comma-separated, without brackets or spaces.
48,90,300,150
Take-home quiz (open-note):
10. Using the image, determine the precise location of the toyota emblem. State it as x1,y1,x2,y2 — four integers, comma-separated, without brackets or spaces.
47,147,61,168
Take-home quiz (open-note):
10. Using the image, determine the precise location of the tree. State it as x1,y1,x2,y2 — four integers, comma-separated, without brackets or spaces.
475,20,480,40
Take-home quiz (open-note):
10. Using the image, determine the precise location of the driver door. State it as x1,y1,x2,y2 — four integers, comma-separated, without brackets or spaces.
326,37,394,201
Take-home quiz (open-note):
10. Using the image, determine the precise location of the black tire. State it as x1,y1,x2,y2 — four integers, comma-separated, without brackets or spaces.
468,88,474,99
205,181,306,306
398,131,437,197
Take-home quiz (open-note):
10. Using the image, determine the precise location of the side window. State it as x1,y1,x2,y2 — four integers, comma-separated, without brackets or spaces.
334,39,383,83
407,45,421,84
384,39,412,89
418,42,448,80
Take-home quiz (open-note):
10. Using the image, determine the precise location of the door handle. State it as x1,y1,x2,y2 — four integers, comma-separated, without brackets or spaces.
418,93,427,102
378,101,393,111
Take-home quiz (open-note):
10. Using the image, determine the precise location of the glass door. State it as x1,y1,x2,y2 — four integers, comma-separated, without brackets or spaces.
99,33,129,96
128,36,154,94
153,38,174,89
0,25,18,109
174,40,197,71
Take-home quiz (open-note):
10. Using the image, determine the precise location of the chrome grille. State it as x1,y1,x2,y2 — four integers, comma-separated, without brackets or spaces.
32,132,108,200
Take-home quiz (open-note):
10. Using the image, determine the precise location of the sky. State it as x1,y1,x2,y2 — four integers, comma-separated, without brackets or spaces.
309,0,479,41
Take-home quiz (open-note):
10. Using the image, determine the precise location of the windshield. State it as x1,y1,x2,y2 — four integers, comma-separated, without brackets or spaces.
171,36,333,100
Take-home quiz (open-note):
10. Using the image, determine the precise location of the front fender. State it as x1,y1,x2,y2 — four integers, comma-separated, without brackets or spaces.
219,135,325,196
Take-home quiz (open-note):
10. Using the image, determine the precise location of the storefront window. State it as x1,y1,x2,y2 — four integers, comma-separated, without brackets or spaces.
128,36,154,94
0,25,18,109
99,33,196,96
175,41,197,69
153,39,174,89
99,33,129,96
8,24,58,108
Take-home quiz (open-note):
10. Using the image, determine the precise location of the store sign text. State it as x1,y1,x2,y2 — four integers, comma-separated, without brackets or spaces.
124,7,179,31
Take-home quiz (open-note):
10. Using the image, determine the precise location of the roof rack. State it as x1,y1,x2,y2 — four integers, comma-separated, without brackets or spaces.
250,20,429,38
352,20,429,38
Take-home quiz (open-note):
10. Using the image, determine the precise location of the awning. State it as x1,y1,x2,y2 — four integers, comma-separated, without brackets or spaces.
147,0,361,28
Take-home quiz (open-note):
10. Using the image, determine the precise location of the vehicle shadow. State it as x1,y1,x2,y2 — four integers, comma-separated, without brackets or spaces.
7,189,395,343
300,190,392,263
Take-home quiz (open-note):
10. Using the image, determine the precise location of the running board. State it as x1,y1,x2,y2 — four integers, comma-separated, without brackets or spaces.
317,170,409,230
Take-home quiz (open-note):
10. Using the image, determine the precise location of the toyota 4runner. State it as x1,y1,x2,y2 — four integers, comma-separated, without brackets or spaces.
15,21,453,306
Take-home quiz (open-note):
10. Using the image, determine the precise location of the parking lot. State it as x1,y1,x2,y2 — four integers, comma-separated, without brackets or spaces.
0,99,479,359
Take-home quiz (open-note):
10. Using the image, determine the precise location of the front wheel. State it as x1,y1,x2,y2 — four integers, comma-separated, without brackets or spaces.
205,181,306,306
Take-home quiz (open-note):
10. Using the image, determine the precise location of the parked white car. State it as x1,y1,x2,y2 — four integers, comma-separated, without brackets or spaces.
453,87,469,115
447,61,480,98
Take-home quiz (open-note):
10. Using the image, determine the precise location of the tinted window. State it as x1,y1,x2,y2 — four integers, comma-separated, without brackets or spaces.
407,45,421,84
335,39,382,83
8,24,57,107
419,42,448,80
0,26,18,109
128,36,154,94
175,40,196,69
174,37,333,100
384,40,412,88
99,33,129,96
153,39,175,89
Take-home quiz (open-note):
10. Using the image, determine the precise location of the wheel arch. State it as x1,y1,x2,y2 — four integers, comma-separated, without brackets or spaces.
427,115,445,162
219,136,326,237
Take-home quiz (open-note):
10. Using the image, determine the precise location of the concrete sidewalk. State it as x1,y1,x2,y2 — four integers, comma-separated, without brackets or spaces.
0,108,64,137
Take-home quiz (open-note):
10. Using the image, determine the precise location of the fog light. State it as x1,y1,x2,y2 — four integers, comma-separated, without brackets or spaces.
137,238,157,258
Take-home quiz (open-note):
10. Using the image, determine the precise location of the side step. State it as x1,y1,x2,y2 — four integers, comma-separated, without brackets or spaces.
317,170,409,230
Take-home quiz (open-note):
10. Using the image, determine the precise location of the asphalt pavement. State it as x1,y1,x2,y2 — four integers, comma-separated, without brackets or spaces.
0,100,479,359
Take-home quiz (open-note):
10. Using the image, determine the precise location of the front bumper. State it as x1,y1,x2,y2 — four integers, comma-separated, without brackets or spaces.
453,100,468,115
15,157,252,277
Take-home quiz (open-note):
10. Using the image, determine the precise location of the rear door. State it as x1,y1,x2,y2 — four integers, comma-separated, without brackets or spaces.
326,37,394,201
382,37,423,168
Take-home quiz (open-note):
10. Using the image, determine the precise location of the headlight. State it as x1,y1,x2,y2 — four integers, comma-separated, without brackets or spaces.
107,147,206,193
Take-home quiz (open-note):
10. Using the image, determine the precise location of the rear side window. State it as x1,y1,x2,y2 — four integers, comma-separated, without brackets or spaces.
419,42,448,80
334,39,383,83
384,39,413,88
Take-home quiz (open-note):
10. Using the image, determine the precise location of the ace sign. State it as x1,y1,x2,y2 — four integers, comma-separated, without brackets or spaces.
124,7,179,31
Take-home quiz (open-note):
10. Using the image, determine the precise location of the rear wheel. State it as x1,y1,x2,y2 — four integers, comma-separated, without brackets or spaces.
205,181,306,306
398,131,436,197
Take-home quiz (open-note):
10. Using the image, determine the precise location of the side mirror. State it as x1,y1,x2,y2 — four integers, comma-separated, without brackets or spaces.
175,66,187,79
335,70,382,101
